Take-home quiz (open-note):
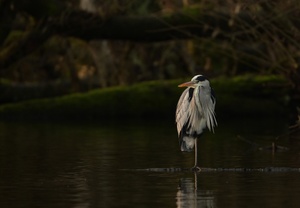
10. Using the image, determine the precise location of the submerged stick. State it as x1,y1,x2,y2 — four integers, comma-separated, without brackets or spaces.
130,167,300,173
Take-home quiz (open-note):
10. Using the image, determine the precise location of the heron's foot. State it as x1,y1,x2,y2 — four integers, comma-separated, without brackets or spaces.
191,166,201,172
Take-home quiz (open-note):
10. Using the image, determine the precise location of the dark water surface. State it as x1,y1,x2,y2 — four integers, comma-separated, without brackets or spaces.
0,118,300,207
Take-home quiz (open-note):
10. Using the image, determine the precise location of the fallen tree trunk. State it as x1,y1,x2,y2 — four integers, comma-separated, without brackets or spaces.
1,6,298,69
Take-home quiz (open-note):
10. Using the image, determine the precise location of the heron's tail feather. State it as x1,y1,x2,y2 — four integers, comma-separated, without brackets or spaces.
179,136,195,152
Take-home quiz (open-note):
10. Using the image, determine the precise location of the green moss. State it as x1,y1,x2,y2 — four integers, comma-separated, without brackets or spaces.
211,74,289,118
0,75,290,120
181,4,215,16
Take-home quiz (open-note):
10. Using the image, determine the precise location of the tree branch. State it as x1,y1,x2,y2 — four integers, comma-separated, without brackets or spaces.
0,7,298,70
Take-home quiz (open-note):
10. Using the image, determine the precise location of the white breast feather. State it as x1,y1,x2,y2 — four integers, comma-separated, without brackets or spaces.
176,86,217,136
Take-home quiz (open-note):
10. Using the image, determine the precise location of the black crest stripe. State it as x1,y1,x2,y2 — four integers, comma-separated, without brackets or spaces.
196,75,207,82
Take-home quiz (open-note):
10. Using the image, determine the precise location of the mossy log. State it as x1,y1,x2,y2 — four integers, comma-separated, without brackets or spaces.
0,75,290,120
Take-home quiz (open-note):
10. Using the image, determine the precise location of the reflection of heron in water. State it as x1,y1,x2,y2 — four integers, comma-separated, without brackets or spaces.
176,75,217,170
176,173,216,208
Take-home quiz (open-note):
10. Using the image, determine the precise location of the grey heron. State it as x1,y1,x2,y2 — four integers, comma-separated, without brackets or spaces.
176,75,217,171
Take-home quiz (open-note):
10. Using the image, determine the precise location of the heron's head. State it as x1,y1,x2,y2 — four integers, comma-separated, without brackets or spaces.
178,75,210,89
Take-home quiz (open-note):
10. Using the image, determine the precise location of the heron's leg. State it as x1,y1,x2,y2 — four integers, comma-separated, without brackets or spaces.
194,138,198,167
192,138,201,171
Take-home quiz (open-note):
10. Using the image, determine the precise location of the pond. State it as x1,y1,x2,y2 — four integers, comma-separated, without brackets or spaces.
0,117,300,207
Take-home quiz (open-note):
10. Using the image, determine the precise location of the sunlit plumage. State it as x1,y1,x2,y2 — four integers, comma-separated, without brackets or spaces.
176,75,217,170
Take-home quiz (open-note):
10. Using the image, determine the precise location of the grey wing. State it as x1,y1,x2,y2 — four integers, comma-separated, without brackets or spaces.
176,88,190,136
203,88,217,133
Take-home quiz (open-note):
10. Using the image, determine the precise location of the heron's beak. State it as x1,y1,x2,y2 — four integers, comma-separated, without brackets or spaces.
178,81,195,88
